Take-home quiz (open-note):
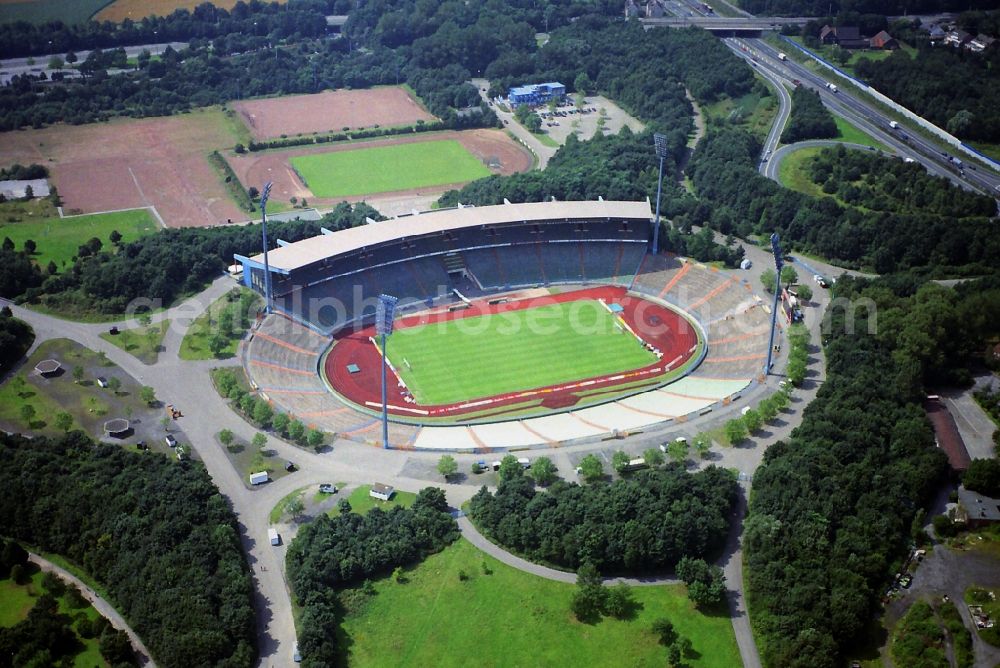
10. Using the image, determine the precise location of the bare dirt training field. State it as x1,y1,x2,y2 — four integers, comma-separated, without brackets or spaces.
95,0,287,22
0,109,245,228
233,88,437,141
226,129,532,207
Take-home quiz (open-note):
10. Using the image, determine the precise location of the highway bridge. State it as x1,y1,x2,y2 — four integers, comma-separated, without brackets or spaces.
641,16,811,33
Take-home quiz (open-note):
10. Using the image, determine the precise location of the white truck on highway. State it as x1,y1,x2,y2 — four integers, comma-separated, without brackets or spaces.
778,52,787,61
889,120,899,129
826,82,838,93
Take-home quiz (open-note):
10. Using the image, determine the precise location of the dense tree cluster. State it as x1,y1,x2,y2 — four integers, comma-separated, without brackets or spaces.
780,87,837,143
0,162,48,180
0,431,257,667
963,459,1000,497
6,202,378,314
742,274,1000,667
688,129,1000,275
286,488,458,667
855,45,1000,142
468,465,738,574
805,146,996,218
0,309,33,374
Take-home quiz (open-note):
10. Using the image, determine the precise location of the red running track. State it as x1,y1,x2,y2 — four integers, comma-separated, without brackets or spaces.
323,286,699,421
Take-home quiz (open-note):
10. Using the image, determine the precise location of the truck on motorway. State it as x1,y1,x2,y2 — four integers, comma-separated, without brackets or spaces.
778,52,787,61
889,120,899,129
827,83,838,93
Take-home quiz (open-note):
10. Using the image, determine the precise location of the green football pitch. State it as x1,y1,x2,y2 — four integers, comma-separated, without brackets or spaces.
290,139,491,198
385,301,657,405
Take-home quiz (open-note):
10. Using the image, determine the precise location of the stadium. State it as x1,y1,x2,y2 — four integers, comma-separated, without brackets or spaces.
236,200,774,451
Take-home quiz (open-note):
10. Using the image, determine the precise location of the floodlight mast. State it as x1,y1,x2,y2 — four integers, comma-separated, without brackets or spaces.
765,233,784,375
260,181,274,314
652,133,669,256
376,294,399,449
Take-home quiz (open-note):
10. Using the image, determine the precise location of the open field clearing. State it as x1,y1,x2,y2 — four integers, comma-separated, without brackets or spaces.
0,208,158,270
228,129,530,204
0,0,110,24
0,108,246,227
340,538,741,667
292,139,491,199
95,0,286,21
234,87,435,141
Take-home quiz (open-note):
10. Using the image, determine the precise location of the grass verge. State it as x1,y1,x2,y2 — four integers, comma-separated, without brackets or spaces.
327,485,417,517
99,320,170,364
179,288,260,360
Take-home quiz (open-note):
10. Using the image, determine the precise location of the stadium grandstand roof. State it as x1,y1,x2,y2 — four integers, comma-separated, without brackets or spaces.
245,200,652,273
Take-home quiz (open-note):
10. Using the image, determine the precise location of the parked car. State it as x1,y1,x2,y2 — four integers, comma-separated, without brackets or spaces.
318,483,338,494
164,434,178,448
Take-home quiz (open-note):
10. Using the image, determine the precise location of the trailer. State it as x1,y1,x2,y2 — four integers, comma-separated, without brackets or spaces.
268,528,281,546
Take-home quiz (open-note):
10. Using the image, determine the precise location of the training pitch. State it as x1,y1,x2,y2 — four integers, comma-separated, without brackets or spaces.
290,139,491,198
386,300,658,405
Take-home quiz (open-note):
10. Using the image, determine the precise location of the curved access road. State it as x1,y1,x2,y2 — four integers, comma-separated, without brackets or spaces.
764,139,878,183
28,553,156,667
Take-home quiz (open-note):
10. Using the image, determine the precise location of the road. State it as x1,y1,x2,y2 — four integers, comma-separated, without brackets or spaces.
28,553,156,667
0,42,187,86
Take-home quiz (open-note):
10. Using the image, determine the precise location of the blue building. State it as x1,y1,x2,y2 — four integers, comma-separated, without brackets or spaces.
508,82,566,108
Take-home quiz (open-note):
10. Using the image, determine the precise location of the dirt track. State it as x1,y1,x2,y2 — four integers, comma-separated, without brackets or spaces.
226,129,533,208
0,110,244,228
233,88,435,141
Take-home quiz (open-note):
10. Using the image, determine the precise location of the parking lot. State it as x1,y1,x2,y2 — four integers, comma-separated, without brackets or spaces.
536,95,645,144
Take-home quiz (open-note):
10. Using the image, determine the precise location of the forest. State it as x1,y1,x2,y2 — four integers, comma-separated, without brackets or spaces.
0,431,257,667
746,274,1000,667
780,86,837,143
805,145,997,218
854,45,1000,143
1,202,379,314
0,308,33,374
687,128,1000,275
285,488,458,668
468,465,738,573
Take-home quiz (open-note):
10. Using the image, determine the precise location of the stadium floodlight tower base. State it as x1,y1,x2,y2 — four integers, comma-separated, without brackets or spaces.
765,233,784,375
652,133,670,256
376,294,399,449
259,181,274,314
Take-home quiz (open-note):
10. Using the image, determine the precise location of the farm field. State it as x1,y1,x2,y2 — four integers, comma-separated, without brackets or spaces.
340,538,741,668
234,87,435,141
0,0,111,24
0,108,246,228
387,300,657,405
227,129,530,206
0,208,158,270
96,0,286,21
291,138,492,198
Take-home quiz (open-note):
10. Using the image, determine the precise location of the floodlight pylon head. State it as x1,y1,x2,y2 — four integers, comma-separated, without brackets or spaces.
261,181,273,209
376,294,399,336
653,132,669,159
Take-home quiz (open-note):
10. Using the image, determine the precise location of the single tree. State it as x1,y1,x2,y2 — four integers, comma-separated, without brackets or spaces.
252,398,273,427
667,438,689,463
251,432,267,449
760,268,777,294
307,429,324,449
337,498,352,514
796,283,813,302
780,264,799,288
612,450,632,475
742,408,763,434
604,583,634,619
218,429,234,447
208,333,227,357
437,454,458,480
272,412,290,435
109,230,122,245
72,365,84,383
530,456,557,485
692,433,712,459
20,404,35,425
288,419,305,442
571,561,606,623
2,237,13,251
643,447,665,468
286,495,305,520
724,418,747,444
54,411,73,432
48,55,64,70
46,260,57,275
497,454,523,481
578,454,604,483
107,376,121,394
652,617,677,646
139,385,156,406
65,51,78,64
23,239,36,254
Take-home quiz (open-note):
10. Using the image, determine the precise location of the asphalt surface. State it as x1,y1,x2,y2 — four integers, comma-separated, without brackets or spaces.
0,42,187,86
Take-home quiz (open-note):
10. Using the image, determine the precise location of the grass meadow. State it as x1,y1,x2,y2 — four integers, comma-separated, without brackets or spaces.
291,139,490,198
339,537,741,668
0,208,158,270
386,300,656,405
